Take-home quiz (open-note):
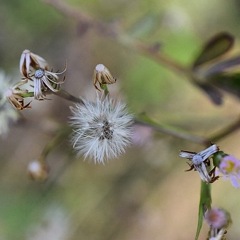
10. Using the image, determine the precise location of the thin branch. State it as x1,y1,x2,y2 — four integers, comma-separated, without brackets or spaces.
54,89,85,104
136,114,240,145
123,36,192,75
209,116,240,142
135,116,209,145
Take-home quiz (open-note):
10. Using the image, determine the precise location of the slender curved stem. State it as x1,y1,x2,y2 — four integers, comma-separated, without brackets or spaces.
53,89,84,105
209,116,240,142
135,114,209,145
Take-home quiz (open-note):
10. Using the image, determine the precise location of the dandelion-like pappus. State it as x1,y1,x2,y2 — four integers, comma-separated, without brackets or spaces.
69,95,133,163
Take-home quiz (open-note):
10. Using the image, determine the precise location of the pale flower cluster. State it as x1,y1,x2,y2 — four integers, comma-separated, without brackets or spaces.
0,70,19,136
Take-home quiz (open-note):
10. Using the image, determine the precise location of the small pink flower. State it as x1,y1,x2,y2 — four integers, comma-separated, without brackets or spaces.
218,155,240,188
205,208,229,229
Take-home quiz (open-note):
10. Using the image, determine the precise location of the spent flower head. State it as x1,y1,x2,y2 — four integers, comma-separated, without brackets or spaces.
217,155,240,188
179,144,219,183
20,49,49,78
19,49,66,100
30,68,66,100
4,80,31,110
69,94,133,163
208,229,227,240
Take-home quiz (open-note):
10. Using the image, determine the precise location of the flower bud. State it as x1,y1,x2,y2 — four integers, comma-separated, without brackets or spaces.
93,64,116,91
28,160,49,181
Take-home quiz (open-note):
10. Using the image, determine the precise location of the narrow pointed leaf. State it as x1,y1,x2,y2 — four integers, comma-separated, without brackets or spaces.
210,73,240,98
195,181,211,240
196,83,223,105
193,32,234,68
204,56,240,77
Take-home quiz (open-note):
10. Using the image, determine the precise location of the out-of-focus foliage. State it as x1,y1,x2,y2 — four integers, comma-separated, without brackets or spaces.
0,0,69,70
191,32,240,105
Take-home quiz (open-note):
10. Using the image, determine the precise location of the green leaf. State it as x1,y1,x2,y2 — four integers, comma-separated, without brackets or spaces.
195,83,223,105
210,73,240,98
193,32,234,68
192,55,240,105
128,13,160,38
195,181,212,240
212,151,226,167
204,56,240,77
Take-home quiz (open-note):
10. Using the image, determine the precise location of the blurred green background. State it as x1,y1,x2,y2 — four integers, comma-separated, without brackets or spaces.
1,0,240,239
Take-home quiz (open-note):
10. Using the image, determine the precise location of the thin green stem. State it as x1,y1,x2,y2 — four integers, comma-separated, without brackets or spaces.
209,116,240,142
119,35,190,76
22,92,34,98
53,89,85,105
135,114,208,145
195,181,211,240
100,84,109,97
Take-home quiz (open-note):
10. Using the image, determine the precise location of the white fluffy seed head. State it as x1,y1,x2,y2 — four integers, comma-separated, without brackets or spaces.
69,96,133,164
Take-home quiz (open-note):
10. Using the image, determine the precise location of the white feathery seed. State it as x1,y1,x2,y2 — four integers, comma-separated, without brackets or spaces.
69,95,133,163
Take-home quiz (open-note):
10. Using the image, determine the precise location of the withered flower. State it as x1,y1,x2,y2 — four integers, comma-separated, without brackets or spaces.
5,80,31,110
20,49,49,79
31,68,66,100
179,144,219,183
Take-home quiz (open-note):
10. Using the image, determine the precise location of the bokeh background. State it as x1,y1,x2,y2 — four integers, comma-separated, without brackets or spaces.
1,0,240,239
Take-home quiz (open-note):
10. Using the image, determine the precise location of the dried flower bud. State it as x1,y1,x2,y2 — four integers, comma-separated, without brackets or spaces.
93,64,116,91
4,80,31,110
28,160,49,181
